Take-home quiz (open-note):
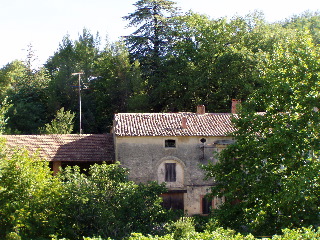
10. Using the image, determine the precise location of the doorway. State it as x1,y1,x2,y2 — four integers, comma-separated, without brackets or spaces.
161,192,184,210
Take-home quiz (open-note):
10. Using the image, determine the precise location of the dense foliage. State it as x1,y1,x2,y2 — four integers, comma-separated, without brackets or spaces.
203,24,320,235
0,98,11,134
39,107,75,134
0,139,171,240
0,1,319,238
0,2,318,134
127,226,320,240
0,138,61,239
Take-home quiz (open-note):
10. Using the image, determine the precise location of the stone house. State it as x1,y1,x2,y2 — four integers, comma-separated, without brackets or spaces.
2,101,239,215
112,104,237,215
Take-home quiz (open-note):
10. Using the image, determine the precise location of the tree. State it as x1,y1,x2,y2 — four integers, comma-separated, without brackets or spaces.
283,11,320,44
0,60,26,100
0,138,62,239
124,0,179,62
203,29,320,235
0,59,50,134
45,30,101,133
0,98,11,134
160,12,266,112
40,107,75,134
92,41,145,132
0,137,171,239
56,163,169,239
124,0,180,111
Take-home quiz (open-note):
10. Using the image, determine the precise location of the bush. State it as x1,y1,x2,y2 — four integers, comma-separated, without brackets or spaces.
192,214,210,232
119,226,320,240
0,139,173,240
56,163,169,239
0,138,62,239
272,227,320,239
165,217,196,240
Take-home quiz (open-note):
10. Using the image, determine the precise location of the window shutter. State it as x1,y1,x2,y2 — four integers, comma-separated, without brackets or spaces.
165,163,176,182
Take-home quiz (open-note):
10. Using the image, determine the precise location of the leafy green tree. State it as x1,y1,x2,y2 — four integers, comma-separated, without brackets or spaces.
0,97,11,134
283,11,320,44
92,41,145,132
45,35,78,113
45,30,100,133
0,59,50,134
203,29,320,235
160,12,266,112
57,162,168,239
40,107,75,134
0,60,26,100
128,227,320,240
0,138,62,239
0,138,172,239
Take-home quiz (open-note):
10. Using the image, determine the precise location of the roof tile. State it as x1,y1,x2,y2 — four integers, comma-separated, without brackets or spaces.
2,134,114,162
114,113,236,137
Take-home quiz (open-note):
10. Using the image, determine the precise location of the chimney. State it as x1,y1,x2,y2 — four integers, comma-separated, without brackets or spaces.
197,105,205,114
181,116,187,129
231,99,241,114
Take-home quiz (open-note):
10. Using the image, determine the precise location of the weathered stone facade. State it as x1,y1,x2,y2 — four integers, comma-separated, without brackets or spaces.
115,135,232,215
113,107,235,215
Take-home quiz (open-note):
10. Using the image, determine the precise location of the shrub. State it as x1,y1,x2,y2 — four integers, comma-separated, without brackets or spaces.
56,162,170,239
165,217,197,240
0,139,62,239
272,227,320,239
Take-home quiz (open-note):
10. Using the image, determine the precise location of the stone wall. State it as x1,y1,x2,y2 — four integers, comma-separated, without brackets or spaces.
115,135,232,215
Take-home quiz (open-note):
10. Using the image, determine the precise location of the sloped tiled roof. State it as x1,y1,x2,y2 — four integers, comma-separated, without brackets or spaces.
2,134,114,162
114,113,236,137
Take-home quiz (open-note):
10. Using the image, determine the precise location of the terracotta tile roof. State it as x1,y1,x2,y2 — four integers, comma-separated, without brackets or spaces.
2,134,114,162
114,113,236,137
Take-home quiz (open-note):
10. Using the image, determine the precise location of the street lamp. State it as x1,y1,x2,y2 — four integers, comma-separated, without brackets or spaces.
72,72,84,134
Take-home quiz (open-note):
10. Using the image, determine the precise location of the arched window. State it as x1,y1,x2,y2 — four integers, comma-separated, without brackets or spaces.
165,163,176,182
157,157,184,187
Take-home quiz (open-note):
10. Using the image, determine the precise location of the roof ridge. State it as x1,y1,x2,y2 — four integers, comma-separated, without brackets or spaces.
115,112,233,115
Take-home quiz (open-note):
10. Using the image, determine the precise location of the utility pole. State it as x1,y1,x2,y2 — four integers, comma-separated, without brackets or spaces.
72,72,84,134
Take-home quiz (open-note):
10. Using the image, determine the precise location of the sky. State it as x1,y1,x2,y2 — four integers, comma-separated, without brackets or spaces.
0,0,319,68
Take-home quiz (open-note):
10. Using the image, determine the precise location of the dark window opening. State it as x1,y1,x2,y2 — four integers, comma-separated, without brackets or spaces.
161,193,184,210
202,197,212,214
200,138,206,143
165,163,176,182
165,139,176,148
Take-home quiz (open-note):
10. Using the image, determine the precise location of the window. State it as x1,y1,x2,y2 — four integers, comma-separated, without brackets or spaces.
200,138,206,143
165,163,176,182
202,197,212,214
165,139,176,148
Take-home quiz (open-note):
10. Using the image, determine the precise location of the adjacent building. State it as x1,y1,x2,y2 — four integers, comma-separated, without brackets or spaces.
2,134,114,173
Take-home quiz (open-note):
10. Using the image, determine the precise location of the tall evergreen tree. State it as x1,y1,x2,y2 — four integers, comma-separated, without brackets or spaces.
124,0,180,111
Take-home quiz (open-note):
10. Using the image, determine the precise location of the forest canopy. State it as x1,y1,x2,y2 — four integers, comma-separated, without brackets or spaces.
0,2,319,136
